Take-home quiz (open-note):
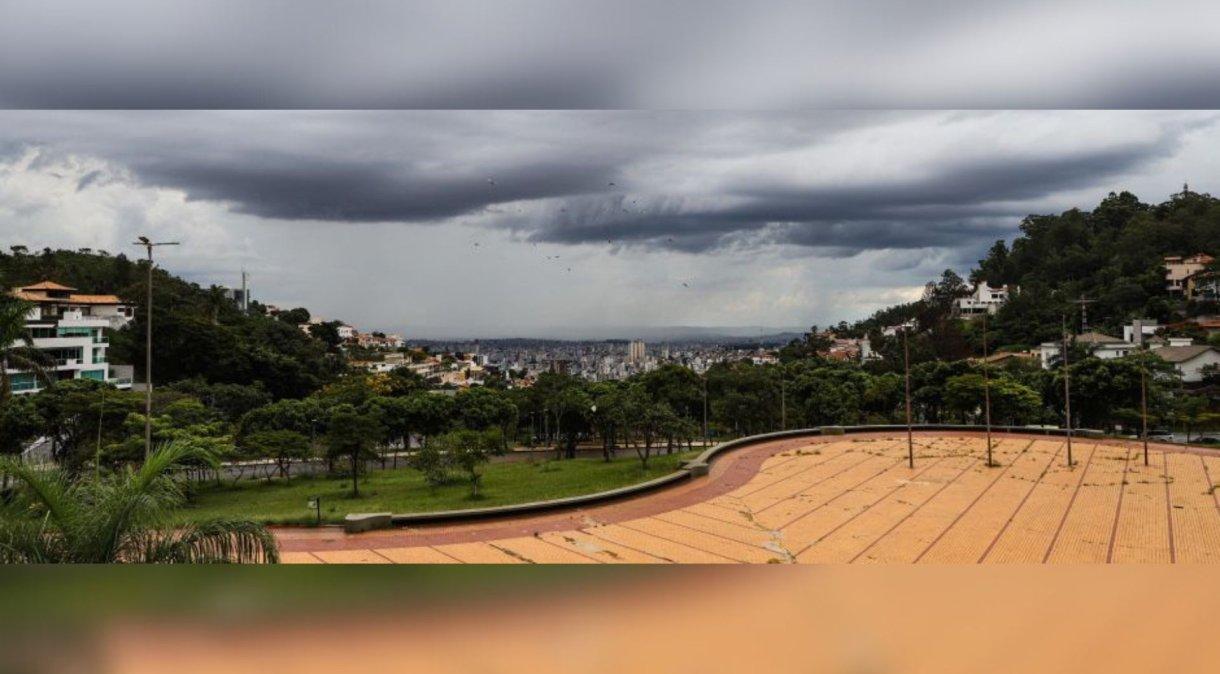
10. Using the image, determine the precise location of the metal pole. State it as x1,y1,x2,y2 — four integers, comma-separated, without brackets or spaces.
144,246,153,459
702,373,709,447
903,326,914,469
1062,314,1074,467
1141,365,1149,467
982,313,993,467
95,385,104,481
780,375,786,431
133,238,178,460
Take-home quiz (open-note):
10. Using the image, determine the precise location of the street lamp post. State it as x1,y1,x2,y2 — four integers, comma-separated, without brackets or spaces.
133,236,179,459
902,324,914,469
1062,313,1074,467
1141,364,1149,467
780,374,786,431
702,372,709,448
982,313,994,467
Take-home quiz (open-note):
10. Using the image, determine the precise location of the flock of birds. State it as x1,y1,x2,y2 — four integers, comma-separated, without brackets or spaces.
470,178,694,289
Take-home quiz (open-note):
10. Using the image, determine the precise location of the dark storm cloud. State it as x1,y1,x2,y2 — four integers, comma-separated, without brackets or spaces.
0,110,1212,259
143,156,616,222
513,122,1196,254
3,1,1220,109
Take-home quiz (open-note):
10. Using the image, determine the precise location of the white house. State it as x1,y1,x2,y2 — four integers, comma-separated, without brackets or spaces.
956,284,1010,317
1039,331,1136,369
1122,319,1159,346
1149,342,1220,383
1037,323,1220,383
7,280,135,394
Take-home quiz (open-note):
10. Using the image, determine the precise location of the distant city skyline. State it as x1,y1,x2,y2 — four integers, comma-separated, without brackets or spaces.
3,110,1219,337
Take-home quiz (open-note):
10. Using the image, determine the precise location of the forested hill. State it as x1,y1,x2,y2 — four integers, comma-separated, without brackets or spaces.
1,247,342,398
844,187,1220,354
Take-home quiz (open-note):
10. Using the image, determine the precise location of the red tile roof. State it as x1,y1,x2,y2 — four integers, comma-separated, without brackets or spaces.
19,280,76,291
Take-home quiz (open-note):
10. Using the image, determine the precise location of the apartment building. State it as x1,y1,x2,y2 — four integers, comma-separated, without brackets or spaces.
956,283,1010,317
6,280,135,395
1164,253,1214,293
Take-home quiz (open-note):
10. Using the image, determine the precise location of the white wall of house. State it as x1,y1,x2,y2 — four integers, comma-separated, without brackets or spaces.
7,311,129,395
957,284,1009,316
1170,350,1220,383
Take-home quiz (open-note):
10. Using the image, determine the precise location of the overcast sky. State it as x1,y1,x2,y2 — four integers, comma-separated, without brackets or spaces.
5,1,1220,109
2,110,1218,338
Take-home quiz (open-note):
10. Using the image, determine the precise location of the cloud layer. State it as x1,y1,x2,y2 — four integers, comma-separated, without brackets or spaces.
1,110,1218,336
4,1,1220,109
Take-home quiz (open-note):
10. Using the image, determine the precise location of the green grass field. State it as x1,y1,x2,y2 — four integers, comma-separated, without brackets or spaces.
176,450,698,525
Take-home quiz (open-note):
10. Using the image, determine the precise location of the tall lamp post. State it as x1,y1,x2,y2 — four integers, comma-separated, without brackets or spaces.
133,236,179,459
1141,362,1149,467
902,323,914,469
1061,313,1074,467
981,312,994,467
779,373,786,431
702,372,709,447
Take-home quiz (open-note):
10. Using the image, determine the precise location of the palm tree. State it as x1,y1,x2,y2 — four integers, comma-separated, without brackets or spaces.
0,441,279,563
0,297,51,400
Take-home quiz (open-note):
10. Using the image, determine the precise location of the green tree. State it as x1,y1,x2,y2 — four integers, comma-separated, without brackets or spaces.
277,307,311,325
0,297,51,400
433,429,498,497
0,441,278,563
452,387,517,452
34,380,144,470
241,429,310,479
324,406,383,497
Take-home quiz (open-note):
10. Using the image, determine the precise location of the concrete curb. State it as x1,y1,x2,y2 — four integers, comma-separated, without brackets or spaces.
362,424,1192,531
388,469,692,527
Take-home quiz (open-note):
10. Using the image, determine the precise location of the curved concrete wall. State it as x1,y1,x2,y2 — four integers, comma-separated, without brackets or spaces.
357,424,1129,530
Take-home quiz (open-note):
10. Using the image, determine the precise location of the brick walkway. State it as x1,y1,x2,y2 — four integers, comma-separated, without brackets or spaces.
275,432,1220,564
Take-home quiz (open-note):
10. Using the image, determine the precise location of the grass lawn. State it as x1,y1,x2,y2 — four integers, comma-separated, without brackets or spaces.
176,450,699,525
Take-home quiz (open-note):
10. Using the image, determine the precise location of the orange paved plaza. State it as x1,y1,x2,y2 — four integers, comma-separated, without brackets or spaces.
278,434,1220,564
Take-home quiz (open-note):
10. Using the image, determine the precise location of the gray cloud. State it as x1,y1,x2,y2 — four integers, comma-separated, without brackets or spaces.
4,110,1220,335
0,111,1211,260
3,1,1220,109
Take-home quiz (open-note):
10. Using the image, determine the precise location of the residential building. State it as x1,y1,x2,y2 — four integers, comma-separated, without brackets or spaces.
1039,331,1135,369
1164,253,1214,293
355,332,406,349
6,280,135,394
956,283,1010,317
1186,270,1220,301
1149,340,1220,383
220,286,249,311
1122,319,1159,346
976,351,1038,367
627,339,646,364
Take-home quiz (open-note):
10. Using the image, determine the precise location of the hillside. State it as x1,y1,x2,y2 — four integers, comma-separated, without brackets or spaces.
1,247,342,398
852,187,1220,353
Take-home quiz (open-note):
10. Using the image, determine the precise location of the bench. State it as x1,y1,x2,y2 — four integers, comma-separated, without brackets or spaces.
343,512,393,533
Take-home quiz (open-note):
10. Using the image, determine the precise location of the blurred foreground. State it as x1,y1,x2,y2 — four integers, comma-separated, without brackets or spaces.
2,565,1217,673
